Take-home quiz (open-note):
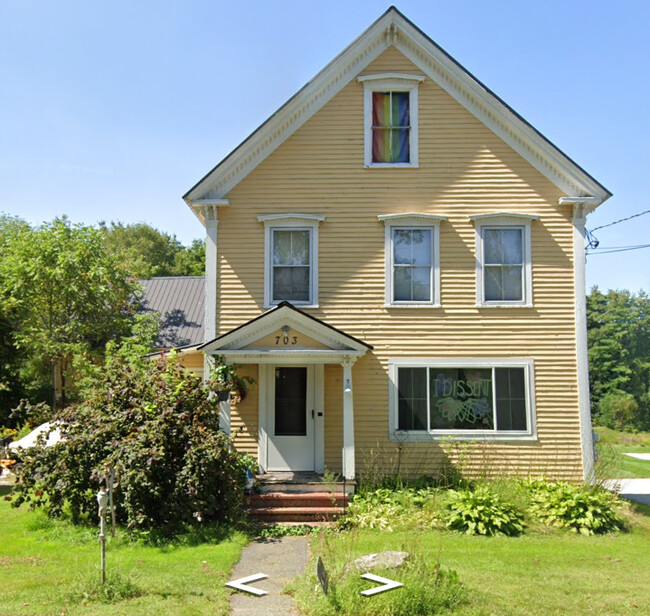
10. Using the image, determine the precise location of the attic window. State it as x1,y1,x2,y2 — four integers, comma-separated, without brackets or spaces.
358,73,424,168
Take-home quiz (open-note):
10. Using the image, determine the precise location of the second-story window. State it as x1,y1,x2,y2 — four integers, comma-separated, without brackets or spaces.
258,213,325,308
272,229,311,303
378,213,445,307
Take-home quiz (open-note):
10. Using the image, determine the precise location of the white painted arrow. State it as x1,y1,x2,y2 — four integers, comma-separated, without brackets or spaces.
360,573,403,596
225,572,269,596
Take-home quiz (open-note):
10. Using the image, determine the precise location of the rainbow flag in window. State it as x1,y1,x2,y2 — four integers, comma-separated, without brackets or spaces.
372,92,410,163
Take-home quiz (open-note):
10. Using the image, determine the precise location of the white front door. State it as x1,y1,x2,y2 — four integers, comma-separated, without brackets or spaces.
267,365,315,471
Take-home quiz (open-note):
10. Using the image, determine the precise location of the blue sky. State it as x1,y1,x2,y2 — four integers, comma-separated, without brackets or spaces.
1,1,648,291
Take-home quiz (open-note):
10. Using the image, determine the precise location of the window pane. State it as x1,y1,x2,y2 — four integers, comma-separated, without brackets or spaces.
495,368,527,431
273,230,309,266
273,266,310,302
275,367,307,436
485,265,522,301
429,368,494,430
484,228,522,265
393,230,413,264
372,92,390,127
393,266,431,302
397,368,427,430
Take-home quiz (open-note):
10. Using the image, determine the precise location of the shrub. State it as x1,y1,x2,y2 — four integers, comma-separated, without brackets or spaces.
10,355,248,532
598,392,639,431
444,486,525,536
527,480,623,535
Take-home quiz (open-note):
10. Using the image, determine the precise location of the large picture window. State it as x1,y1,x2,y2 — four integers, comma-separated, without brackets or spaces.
390,359,535,439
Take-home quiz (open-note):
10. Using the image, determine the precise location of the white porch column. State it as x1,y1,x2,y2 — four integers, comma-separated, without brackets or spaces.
572,203,595,482
342,358,356,480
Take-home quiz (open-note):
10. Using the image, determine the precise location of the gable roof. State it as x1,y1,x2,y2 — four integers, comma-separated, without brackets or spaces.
199,301,372,355
138,276,204,349
184,6,611,221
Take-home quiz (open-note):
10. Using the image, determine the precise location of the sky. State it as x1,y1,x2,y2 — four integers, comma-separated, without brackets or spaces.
1,0,649,291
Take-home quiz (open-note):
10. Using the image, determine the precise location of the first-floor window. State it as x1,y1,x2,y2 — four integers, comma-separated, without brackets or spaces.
394,361,533,436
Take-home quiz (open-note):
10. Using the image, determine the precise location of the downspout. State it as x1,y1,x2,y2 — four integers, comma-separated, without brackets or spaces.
561,196,599,483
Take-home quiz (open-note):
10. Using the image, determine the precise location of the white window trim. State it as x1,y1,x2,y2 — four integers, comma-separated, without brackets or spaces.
470,213,538,308
388,357,537,442
378,214,446,307
358,73,424,168
258,214,325,308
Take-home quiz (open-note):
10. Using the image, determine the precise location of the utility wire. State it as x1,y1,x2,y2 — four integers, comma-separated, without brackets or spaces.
587,243,650,255
590,208,650,232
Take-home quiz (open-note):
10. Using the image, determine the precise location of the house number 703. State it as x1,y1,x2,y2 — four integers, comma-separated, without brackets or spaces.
275,335,298,346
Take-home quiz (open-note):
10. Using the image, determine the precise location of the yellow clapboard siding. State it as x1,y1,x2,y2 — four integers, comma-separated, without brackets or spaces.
217,46,584,480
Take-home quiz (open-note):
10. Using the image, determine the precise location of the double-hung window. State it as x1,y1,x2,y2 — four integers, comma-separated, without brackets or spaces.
258,213,325,307
471,213,537,307
378,213,445,307
358,73,424,167
389,358,536,440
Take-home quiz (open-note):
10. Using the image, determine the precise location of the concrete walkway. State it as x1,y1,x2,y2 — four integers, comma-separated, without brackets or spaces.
604,478,650,506
228,536,309,616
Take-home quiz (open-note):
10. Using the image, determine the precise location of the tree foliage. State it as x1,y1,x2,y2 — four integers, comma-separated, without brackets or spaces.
587,287,650,430
0,217,138,409
101,222,204,278
10,344,248,532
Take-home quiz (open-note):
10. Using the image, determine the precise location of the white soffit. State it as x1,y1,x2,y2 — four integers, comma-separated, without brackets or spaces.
184,7,610,211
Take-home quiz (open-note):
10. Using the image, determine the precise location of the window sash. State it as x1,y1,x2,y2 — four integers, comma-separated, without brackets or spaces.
372,91,410,163
481,226,525,302
396,365,529,433
271,228,312,303
391,227,433,303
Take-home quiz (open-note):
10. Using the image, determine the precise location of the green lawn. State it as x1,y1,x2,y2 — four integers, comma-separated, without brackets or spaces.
294,504,650,616
0,486,247,616
594,426,650,478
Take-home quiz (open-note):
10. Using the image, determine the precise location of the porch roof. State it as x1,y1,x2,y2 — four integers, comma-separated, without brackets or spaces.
198,301,372,363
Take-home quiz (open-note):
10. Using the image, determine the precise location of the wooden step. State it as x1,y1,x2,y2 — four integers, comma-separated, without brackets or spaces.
246,492,348,508
256,481,355,495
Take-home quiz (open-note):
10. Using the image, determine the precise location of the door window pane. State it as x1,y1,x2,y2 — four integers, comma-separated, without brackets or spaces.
275,367,307,436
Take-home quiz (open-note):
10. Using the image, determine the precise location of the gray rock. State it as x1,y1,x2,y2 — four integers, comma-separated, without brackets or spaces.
346,551,410,573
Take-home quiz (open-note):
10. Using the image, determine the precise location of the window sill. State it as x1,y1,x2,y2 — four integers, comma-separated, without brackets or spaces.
389,431,537,443
265,302,319,309
476,302,533,309
386,302,441,309
364,163,420,169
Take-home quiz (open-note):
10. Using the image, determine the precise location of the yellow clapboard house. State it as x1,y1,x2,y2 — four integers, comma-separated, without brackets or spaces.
182,8,610,483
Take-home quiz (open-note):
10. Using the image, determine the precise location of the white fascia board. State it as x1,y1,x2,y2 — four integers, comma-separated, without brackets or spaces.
209,349,365,365
185,197,230,226
184,8,610,209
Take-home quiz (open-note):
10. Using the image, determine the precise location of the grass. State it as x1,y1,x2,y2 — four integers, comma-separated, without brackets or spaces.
594,426,650,478
0,485,248,616
294,502,650,616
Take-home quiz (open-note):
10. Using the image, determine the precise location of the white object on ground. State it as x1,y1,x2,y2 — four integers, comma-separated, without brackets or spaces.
624,452,650,461
8,422,63,450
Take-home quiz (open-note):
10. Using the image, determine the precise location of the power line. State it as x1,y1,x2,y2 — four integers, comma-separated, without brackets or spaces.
590,208,650,232
587,243,650,255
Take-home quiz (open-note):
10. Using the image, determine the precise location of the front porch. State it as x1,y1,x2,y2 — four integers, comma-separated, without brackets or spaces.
199,302,373,480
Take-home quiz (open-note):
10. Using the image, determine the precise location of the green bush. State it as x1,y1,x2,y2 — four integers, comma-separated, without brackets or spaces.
598,392,639,432
444,486,525,536
527,480,623,535
10,355,248,533
293,551,465,616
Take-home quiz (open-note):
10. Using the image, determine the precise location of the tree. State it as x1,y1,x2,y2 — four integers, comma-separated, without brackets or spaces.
101,222,204,278
587,287,650,430
0,217,138,409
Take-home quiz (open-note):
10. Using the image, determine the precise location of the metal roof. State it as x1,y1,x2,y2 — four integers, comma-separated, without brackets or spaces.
137,277,204,349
